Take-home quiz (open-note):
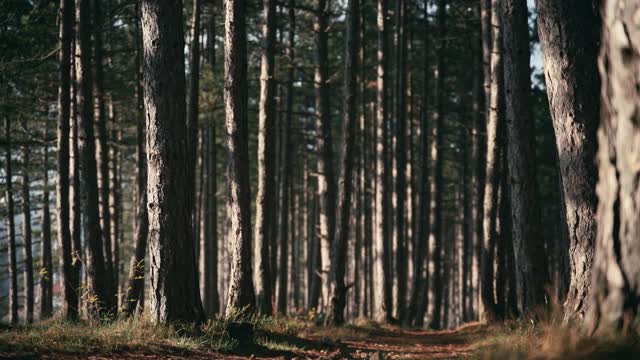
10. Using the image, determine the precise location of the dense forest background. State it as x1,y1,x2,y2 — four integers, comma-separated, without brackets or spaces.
1,1,638,354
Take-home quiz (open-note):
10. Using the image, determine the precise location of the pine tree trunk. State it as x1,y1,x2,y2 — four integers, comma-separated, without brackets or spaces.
21,145,34,324
40,123,53,319
326,0,359,326
585,0,640,335
55,0,75,321
406,0,430,326
93,0,114,308
480,0,502,322
5,118,18,326
535,0,600,323
187,0,202,255
394,0,408,322
223,0,255,315
123,2,147,317
141,0,205,323
76,0,110,319
429,0,447,330
374,0,393,323
254,0,277,317
314,0,336,312
502,0,550,312
70,31,83,317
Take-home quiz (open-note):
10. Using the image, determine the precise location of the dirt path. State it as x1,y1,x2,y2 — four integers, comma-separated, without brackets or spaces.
299,322,488,359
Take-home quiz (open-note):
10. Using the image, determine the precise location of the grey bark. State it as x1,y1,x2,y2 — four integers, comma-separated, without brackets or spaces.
141,0,205,323
254,0,276,317
584,0,640,335
223,0,255,316
5,118,18,326
535,0,600,323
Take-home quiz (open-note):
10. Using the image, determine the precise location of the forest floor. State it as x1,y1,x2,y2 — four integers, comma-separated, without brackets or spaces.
2,317,639,359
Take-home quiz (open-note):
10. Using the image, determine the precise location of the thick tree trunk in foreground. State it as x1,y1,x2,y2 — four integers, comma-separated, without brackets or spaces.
314,0,336,312
141,0,205,323
56,0,76,321
21,146,34,324
502,0,549,313
374,0,392,323
480,0,502,322
535,0,600,323
326,0,359,326
5,118,18,326
76,0,110,318
254,0,276,316
224,0,255,316
585,0,640,335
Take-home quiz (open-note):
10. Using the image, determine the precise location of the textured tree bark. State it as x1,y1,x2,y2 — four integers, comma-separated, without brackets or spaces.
223,0,255,316
374,0,393,323
56,0,76,322
123,4,147,316
394,0,408,322
480,0,502,322
429,0,447,330
326,0,359,326
502,0,550,313
141,0,205,323
21,145,34,324
5,117,18,326
76,0,110,319
314,0,336,312
40,123,53,319
93,0,115,308
254,0,277,317
535,0,600,323
585,0,640,335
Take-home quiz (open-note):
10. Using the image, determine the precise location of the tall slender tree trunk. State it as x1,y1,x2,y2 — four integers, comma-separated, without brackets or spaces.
502,0,550,312
93,0,114,307
122,2,147,317
429,0,447,330
374,0,392,323
406,0,430,326
223,0,255,315
326,0,359,326
480,0,502,322
535,0,600,323
394,0,408,322
21,145,34,324
585,0,640,335
70,29,83,317
56,0,76,321
40,123,53,319
5,118,18,326
314,0,336,312
76,0,110,319
187,0,202,252
254,0,276,316
277,0,296,316
141,0,205,323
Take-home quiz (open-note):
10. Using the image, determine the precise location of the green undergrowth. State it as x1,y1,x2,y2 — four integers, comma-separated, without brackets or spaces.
472,319,640,359
0,313,310,357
